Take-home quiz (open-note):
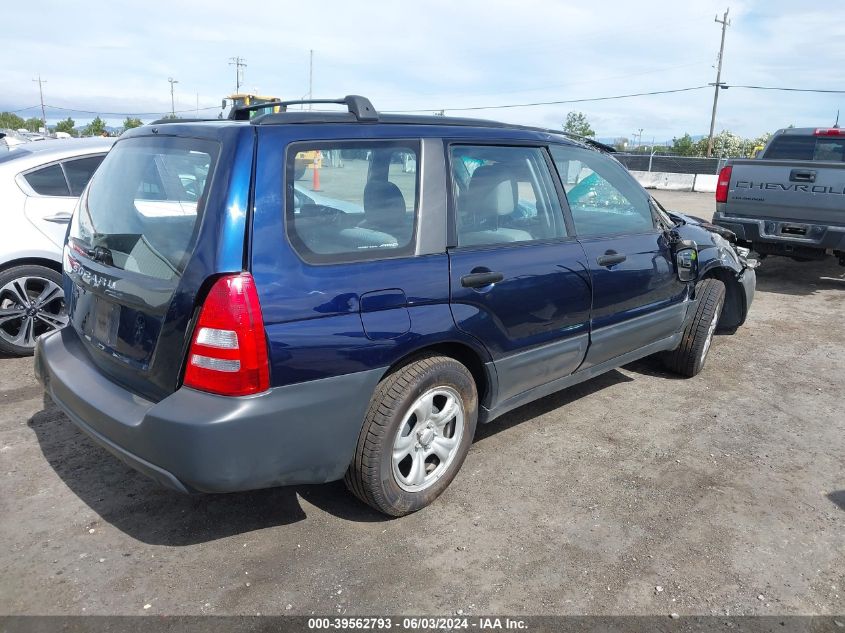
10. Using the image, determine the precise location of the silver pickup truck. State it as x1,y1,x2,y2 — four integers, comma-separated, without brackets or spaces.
713,127,845,265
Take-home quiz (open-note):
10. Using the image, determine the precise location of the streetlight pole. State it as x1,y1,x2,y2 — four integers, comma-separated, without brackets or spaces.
632,129,643,151
168,77,179,117
707,8,731,158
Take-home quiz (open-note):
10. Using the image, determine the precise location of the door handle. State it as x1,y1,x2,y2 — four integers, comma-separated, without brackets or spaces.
789,169,816,183
597,251,627,267
461,271,504,288
43,213,72,223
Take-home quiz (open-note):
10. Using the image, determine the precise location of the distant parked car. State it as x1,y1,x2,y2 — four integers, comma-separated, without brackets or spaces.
0,138,113,356
1,130,29,149
17,131,46,142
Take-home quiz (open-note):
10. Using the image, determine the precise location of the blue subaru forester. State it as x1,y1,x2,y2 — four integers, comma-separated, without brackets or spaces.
34,96,756,516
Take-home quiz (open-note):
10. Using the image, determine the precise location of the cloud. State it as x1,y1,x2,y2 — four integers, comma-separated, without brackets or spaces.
2,0,842,137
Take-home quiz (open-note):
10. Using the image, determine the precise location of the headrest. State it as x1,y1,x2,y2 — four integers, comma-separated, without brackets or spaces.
464,164,517,219
363,180,406,226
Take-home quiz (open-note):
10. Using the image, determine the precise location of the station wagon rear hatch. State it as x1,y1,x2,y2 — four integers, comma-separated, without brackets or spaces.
65,135,221,400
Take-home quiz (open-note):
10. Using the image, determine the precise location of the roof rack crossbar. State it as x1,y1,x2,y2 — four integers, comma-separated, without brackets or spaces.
231,95,378,122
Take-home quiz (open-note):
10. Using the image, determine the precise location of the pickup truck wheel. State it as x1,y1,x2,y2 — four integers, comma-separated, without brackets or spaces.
663,278,726,378
344,354,478,517
0,265,67,357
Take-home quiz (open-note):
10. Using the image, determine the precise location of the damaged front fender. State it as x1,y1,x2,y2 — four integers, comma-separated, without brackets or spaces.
672,213,757,331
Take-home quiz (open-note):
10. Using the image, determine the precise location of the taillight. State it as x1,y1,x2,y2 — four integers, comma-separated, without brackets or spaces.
716,165,732,203
814,128,844,136
183,273,270,397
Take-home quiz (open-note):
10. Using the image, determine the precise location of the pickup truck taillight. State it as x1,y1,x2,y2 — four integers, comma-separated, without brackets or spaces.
814,128,845,136
183,273,270,397
716,166,732,203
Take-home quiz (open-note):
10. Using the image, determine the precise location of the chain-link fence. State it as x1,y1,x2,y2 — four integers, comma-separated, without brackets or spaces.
613,153,728,175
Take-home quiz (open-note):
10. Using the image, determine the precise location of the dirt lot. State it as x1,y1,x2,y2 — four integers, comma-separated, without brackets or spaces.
0,191,843,616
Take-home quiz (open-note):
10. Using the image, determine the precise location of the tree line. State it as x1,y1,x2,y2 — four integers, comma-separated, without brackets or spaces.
561,110,772,158
3,108,775,157
0,112,144,137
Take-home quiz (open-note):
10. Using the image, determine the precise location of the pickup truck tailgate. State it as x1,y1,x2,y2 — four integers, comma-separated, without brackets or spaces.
726,159,845,226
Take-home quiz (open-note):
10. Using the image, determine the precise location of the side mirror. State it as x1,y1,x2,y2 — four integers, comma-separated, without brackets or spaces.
221,99,228,110
674,239,698,282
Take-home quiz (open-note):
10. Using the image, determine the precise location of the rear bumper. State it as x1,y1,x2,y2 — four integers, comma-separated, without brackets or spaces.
34,327,383,493
714,212,845,255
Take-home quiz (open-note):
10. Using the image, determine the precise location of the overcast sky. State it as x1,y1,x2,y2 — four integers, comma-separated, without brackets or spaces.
3,0,843,139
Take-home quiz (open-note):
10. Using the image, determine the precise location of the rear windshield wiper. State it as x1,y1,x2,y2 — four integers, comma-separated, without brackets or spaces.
86,244,115,266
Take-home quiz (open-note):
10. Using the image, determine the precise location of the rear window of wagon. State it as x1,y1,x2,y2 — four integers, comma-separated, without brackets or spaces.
70,136,219,280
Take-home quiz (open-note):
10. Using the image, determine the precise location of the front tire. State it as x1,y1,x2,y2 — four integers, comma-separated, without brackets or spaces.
0,265,67,357
663,278,726,378
345,354,478,517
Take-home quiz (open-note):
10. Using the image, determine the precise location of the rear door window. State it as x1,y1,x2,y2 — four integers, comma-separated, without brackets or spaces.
24,163,70,196
69,137,218,281
285,140,419,263
450,145,567,247
62,155,105,196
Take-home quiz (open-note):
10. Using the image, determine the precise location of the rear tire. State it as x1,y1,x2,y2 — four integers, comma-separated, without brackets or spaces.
0,265,67,357
344,354,478,517
663,278,725,378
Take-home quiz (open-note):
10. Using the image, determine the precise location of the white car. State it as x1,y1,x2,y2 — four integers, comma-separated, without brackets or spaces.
0,138,114,356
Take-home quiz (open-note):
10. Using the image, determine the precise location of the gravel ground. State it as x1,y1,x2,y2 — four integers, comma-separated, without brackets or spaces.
0,191,843,616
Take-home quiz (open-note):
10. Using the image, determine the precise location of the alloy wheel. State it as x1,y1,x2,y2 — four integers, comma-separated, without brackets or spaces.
392,386,466,493
0,276,67,350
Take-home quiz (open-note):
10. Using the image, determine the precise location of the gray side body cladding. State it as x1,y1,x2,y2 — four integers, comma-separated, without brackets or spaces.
480,300,695,423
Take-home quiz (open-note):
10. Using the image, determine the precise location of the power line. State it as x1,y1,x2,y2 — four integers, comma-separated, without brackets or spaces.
3,104,221,117
385,85,711,113
405,60,711,100
9,105,40,113
4,82,842,120
724,84,845,94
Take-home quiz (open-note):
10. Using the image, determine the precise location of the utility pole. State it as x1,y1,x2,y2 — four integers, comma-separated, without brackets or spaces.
632,129,643,150
32,75,47,133
308,49,314,110
707,8,731,158
229,56,247,93
168,77,179,116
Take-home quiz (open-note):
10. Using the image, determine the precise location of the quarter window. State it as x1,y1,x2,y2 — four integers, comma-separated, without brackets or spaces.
62,155,105,196
24,164,70,196
450,145,566,247
285,141,419,263
550,145,654,236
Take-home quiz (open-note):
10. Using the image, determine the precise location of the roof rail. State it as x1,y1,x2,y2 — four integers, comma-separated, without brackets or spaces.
148,117,220,125
229,95,378,122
